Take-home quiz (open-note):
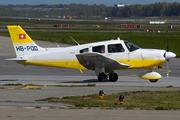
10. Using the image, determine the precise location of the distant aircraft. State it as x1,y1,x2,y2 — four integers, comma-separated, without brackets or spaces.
7,25,176,82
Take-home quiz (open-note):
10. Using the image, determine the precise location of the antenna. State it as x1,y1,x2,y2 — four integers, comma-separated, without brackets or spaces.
70,36,80,45
54,41,60,48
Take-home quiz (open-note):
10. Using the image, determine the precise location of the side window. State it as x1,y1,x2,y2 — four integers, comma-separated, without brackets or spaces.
108,44,125,53
92,45,105,53
80,48,89,53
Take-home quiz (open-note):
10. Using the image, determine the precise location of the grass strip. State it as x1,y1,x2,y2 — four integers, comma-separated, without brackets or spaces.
36,90,180,110
1,31,179,57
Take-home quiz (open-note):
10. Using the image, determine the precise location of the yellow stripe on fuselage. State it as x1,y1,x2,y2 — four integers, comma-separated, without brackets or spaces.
116,58,165,69
17,59,87,70
17,57,165,70
143,59,165,69
116,58,143,69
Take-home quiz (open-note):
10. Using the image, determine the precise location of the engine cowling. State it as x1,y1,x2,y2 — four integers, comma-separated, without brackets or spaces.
138,71,161,80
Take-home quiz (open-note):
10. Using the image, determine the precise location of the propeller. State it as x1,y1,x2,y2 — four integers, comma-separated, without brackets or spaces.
166,35,169,78
164,33,176,78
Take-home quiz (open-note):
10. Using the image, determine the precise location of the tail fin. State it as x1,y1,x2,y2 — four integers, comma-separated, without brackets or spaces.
7,25,45,57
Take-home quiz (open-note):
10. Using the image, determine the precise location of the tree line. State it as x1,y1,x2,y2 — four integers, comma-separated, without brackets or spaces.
0,2,180,18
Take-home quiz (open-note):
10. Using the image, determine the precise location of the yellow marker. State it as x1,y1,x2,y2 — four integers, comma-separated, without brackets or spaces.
119,95,124,105
99,94,104,99
99,90,104,99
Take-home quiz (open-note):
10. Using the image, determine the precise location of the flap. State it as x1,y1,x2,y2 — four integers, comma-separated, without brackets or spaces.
76,52,130,70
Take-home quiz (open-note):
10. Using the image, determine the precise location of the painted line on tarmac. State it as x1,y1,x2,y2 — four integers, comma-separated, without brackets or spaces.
0,83,70,90
21,83,70,89
7,52,15,55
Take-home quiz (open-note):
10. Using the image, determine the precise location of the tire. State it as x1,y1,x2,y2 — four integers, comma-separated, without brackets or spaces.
98,73,107,82
149,79,158,83
109,73,118,82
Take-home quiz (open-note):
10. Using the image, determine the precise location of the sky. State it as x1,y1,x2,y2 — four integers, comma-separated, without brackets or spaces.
1,0,174,6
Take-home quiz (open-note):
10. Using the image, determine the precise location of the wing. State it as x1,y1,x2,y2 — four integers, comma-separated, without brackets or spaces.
76,52,130,70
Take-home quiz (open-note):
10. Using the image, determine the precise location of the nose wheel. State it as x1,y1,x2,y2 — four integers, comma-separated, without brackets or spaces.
149,79,158,83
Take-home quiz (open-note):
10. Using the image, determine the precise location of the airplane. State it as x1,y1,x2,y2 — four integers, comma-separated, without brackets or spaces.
6,25,176,82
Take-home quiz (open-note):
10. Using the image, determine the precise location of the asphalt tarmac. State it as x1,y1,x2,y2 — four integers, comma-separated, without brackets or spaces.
0,36,180,120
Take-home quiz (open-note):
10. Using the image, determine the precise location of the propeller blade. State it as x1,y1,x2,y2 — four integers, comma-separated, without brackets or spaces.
166,60,169,78
166,33,169,78
167,34,169,52
165,33,176,78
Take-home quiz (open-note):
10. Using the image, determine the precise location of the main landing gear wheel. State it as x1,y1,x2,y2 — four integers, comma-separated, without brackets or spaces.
149,79,158,83
109,73,118,82
98,73,107,82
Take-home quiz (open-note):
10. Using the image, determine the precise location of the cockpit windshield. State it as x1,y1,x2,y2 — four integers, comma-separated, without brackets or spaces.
124,41,140,52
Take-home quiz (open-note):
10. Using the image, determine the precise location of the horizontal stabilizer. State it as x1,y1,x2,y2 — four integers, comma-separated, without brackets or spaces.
76,52,130,70
5,58,27,61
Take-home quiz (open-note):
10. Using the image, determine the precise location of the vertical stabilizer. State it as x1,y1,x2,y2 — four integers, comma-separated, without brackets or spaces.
7,25,45,57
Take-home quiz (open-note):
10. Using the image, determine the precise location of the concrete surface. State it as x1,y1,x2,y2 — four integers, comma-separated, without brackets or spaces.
0,35,180,120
